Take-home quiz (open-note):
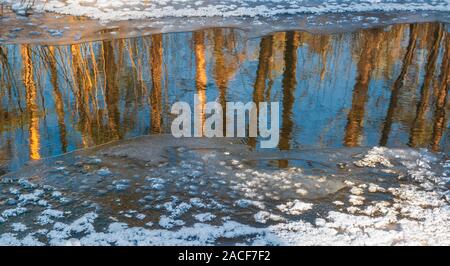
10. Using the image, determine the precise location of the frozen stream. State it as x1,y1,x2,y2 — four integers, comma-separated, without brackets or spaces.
0,1,449,246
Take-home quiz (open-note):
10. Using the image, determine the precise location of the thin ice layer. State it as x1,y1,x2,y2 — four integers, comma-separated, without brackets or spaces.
3,0,450,21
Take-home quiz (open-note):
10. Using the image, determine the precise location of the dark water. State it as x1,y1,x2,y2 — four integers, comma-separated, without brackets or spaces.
0,23,449,172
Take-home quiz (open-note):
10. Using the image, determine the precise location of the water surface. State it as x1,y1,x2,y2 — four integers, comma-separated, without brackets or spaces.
0,23,449,173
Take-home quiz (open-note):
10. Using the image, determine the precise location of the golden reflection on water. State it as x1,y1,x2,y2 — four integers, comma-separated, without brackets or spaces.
21,45,41,161
0,23,448,170
409,24,444,148
194,31,207,137
150,34,164,134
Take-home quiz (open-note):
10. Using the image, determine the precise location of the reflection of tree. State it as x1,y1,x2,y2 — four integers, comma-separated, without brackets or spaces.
344,29,383,147
278,32,300,168
380,25,418,146
150,34,164,134
266,32,286,97
126,38,148,108
304,34,331,81
213,29,228,136
377,25,406,81
103,40,122,140
21,45,41,160
0,139,12,174
248,36,274,148
431,32,449,151
0,47,11,134
71,44,93,147
409,24,443,148
46,46,68,153
194,31,207,137
212,29,242,135
0,46,17,110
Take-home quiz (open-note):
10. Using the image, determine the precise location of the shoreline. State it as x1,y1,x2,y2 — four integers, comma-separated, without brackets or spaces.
1,6,450,45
